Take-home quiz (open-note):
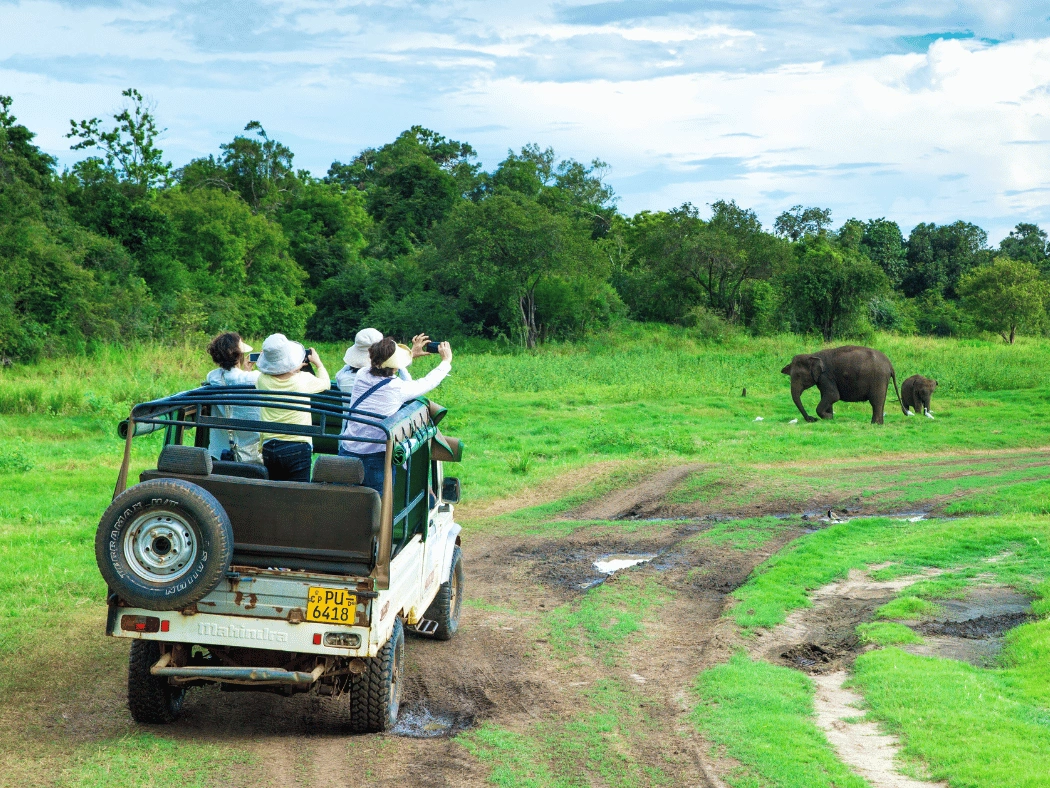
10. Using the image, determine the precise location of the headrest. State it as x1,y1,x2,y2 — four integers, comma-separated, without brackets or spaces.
158,445,212,476
212,460,269,480
312,455,365,485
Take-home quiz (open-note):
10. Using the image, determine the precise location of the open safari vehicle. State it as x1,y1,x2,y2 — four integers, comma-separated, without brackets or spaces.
94,383,465,732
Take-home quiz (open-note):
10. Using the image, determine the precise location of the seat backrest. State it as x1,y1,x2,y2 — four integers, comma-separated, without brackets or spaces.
211,460,269,480
312,455,365,485
140,465,381,576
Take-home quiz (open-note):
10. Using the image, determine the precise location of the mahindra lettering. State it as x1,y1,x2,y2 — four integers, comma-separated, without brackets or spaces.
95,382,464,732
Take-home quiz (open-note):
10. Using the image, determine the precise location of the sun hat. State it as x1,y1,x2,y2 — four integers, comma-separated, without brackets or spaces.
344,327,383,368
238,339,253,354
256,333,306,375
380,343,413,371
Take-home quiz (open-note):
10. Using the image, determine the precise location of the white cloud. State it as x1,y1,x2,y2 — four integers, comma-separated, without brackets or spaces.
0,0,1049,240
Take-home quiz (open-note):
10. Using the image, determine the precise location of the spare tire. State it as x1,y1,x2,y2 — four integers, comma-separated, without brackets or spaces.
95,478,233,611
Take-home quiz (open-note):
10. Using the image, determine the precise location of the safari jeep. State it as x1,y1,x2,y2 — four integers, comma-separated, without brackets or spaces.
94,384,464,732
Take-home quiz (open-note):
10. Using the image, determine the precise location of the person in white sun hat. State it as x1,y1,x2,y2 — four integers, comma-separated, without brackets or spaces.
335,328,433,392
205,331,262,464
339,335,452,494
254,333,329,482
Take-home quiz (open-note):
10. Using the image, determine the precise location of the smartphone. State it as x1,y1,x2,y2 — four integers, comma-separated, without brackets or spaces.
248,352,260,363
424,341,441,354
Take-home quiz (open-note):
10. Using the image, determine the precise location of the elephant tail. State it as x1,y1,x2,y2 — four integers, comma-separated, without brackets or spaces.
891,369,906,415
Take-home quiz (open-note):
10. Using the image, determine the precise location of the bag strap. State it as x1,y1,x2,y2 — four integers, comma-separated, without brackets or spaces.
351,377,394,411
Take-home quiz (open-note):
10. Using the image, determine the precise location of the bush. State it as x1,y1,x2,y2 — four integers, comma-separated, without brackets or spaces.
737,279,784,336
868,296,916,334
685,305,735,343
914,292,975,337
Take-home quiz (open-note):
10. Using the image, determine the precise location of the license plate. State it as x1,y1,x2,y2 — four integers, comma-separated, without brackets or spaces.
306,587,358,624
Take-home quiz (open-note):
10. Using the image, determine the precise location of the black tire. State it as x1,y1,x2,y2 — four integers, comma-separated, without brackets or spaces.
424,546,463,641
348,618,404,733
95,478,233,611
128,640,185,724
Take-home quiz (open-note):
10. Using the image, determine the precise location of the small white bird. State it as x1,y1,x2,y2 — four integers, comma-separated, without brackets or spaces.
788,418,798,424
754,416,764,421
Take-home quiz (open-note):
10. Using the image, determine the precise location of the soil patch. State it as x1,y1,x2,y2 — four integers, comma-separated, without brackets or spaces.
752,567,941,674
570,464,705,520
900,587,1034,667
813,671,947,788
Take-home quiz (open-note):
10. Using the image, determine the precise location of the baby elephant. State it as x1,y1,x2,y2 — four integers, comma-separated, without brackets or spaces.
901,375,937,419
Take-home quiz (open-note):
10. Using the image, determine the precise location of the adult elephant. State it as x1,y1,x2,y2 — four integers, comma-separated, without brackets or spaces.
781,345,904,425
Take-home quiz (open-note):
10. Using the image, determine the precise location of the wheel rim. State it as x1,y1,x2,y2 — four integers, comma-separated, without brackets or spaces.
123,511,199,583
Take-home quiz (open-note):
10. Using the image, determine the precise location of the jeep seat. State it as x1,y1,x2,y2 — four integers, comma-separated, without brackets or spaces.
141,446,380,576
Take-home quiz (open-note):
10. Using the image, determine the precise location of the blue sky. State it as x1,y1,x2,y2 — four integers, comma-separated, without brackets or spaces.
2,0,1049,241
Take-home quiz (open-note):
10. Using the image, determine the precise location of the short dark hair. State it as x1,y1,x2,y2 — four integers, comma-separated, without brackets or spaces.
207,332,244,370
368,337,397,378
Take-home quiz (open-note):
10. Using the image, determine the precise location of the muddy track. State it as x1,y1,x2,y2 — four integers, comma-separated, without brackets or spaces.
0,467,803,787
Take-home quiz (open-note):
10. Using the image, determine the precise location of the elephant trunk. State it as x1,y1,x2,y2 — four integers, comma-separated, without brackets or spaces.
791,381,813,421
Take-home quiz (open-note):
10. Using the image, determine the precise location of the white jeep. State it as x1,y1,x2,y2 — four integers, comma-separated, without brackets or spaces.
95,385,464,732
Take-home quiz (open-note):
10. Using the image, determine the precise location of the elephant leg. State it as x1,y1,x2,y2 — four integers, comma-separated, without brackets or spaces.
871,380,889,425
815,382,839,420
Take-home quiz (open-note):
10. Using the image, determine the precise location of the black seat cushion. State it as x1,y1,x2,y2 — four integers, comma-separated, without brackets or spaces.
158,445,212,475
139,469,381,576
212,460,269,480
312,455,365,485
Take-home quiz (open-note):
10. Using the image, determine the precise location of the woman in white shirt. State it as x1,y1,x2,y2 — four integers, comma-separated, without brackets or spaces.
205,332,261,463
340,336,452,493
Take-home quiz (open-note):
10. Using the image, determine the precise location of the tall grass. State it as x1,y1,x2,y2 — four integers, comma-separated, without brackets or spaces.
3,328,1049,418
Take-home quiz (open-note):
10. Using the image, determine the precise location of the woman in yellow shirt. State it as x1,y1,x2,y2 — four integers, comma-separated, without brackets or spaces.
254,333,330,482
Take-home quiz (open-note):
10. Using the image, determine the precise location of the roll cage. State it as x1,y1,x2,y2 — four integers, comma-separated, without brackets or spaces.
113,384,456,590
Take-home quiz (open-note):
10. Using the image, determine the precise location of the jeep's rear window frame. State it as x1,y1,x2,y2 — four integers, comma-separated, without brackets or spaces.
112,384,440,589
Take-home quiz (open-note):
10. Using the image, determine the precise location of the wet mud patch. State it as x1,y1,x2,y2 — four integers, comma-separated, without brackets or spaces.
508,523,705,592
752,567,940,674
899,587,1035,667
390,705,475,739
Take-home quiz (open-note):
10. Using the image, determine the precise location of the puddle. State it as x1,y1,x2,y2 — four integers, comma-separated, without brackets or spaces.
390,705,474,739
593,553,657,574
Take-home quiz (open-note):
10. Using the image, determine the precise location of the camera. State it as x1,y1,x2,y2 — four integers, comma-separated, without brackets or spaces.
424,341,441,354
248,352,260,363
301,348,316,373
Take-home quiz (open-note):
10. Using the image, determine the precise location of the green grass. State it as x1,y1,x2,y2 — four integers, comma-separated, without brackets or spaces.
729,514,1050,629
856,621,924,646
692,653,869,788
64,733,255,788
853,618,1050,788
546,576,672,665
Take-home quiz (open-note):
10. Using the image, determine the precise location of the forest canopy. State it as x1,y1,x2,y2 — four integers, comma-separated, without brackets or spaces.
2,89,1048,360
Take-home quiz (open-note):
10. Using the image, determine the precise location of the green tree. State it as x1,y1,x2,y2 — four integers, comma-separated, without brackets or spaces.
774,205,832,241
327,127,480,256
434,191,606,348
861,218,907,289
957,257,1048,344
779,239,888,341
999,223,1049,270
67,88,171,192
158,189,313,337
903,221,989,299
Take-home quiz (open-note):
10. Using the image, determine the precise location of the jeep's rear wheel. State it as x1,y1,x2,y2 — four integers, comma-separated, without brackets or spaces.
95,479,233,611
424,546,463,641
348,617,404,733
128,640,185,724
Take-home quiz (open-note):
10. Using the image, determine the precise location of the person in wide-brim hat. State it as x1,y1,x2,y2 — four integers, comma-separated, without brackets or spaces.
256,333,307,376
343,327,383,370
254,333,330,483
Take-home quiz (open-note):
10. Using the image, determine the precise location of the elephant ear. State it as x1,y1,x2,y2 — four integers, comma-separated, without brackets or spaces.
808,356,825,381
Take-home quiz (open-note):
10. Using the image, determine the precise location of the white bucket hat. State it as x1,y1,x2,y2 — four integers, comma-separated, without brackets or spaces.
344,327,383,369
256,333,306,375
238,339,253,354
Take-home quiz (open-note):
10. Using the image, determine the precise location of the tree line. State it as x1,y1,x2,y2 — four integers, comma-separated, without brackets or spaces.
2,88,1048,361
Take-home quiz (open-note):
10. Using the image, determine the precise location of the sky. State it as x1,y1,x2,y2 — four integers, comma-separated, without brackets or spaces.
2,0,1049,242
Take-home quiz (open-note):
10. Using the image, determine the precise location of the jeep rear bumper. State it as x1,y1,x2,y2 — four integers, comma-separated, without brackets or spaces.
107,606,377,657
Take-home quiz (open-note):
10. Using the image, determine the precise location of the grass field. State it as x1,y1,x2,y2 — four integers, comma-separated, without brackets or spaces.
2,326,1049,786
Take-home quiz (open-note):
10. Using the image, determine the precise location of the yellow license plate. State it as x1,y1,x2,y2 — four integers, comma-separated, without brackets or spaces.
306,587,358,624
